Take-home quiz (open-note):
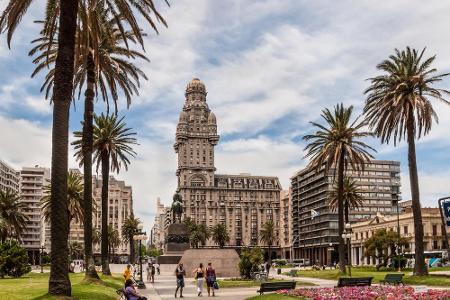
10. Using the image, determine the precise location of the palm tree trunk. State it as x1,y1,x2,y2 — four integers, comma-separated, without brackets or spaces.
48,0,79,296
337,151,346,274
407,118,427,276
101,153,111,275
344,201,349,224
83,52,99,280
268,243,272,264
130,236,135,264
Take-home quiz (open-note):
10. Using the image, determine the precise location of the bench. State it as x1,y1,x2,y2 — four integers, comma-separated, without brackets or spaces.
380,273,404,285
288,269,298,277
257,281,297,295
336,277,373,287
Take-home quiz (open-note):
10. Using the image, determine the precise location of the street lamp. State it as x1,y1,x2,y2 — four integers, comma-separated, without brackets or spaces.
395,198,402,272
341,223,352,277
40,243,45,273
133,223,147,289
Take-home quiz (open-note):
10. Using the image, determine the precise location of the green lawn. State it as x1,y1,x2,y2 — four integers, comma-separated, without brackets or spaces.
0,272,124,300
289,266,450,287
246,294,303,300
217,278,315,288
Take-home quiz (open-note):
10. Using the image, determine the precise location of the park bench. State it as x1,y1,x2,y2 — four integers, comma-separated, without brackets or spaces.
257,281,297,295
116,288,129,300
336,277,373,287
380,273,404,285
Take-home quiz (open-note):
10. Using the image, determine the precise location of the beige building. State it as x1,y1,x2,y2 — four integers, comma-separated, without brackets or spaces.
92,175,133,258
175,78,282,251
151,198,170,250
291,160,401,266
19,166,50,263
351,206,449,266
0,159,19,193
279,189,293,259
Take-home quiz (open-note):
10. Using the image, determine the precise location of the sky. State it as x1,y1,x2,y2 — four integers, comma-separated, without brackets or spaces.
1,0,450,233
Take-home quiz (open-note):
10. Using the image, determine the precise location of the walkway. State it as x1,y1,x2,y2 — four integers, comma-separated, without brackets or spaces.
141,266,258,300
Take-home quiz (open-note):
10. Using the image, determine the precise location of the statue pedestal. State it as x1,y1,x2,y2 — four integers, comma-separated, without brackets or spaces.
157,223,190,265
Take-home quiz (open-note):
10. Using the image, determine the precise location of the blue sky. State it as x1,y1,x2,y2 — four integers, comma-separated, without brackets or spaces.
1,0,450,231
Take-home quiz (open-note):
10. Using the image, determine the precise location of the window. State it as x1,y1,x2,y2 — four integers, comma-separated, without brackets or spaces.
403,226,408,234
433,240,439,250
432,224,437,236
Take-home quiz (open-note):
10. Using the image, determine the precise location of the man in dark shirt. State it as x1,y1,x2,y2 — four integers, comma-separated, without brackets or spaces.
175,262,186,298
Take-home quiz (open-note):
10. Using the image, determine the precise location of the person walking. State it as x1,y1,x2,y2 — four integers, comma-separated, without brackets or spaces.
193,263,205,297
155,263,160,275
146,262,155,283
175,262,186,298
123,264,133,283
206,262,216,297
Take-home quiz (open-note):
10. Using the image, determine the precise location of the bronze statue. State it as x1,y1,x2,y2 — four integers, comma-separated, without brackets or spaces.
171,192,183,223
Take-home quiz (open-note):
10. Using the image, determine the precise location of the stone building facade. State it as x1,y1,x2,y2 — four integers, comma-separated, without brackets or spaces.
175,78,282,249
92,175,133,257
0,159,19,193
291,160,401,266
351,206,450,266
151,198,170,250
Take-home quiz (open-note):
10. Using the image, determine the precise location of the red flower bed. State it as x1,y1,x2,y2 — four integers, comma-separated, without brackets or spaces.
277,286,450,300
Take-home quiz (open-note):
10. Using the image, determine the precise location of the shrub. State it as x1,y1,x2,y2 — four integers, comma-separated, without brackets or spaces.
0,240,31,278
239,247,264,279
273,259,287,266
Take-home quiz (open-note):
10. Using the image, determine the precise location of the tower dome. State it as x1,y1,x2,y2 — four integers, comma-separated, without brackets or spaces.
185,78,207,95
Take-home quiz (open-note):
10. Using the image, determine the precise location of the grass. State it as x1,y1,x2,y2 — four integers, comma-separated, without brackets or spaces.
288,266,450,287
217,278,315,288
0,272,124,300
246,294,304,300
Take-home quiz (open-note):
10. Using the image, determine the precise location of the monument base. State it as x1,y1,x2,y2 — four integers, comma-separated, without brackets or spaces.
157,253,183,264
180,249,240,278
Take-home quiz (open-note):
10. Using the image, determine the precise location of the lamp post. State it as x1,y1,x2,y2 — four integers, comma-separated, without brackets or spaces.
40,244,45,273
342,223,352,277
133,223,147,289
395,198,402,272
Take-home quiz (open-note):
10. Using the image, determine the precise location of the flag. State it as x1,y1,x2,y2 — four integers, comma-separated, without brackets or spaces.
311,209,320,219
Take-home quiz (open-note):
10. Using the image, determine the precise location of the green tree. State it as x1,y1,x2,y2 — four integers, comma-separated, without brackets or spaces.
364,229,409,271
1,0,167,294
69,241,84,260
259,220,277,263
328,177,364,224
41,170,84,226
211,224,230,248
184,218,210,248
108,225,121,263
0,240,31,278
122,215,140,264
303,103,375,273
0,191,29,242
239,247,264,279
92,228,101,249
77,113,137,274
147,246,163,257
364,47,450,275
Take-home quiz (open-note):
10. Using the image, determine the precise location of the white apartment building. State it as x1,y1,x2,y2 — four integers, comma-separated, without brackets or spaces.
19,166,50,263
0,159,19,193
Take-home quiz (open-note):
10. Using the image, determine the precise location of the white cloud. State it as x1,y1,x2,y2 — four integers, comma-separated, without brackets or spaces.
401,170,450,208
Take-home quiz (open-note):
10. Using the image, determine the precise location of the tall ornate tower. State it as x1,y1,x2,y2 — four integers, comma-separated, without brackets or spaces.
174,78,219,189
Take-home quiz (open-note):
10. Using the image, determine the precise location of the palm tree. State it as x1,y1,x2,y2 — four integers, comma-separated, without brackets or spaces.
69,241,84,260
92,228,101,250
107,225,121,263
211,224,230,248
303,103,375,273
74,113,137,275
0,191,29,242
328,177,364,224
41,171,84,226
364,47,450,275
260,220,276,263
1,0,167,294
31,6,159,281
122,215,140,264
